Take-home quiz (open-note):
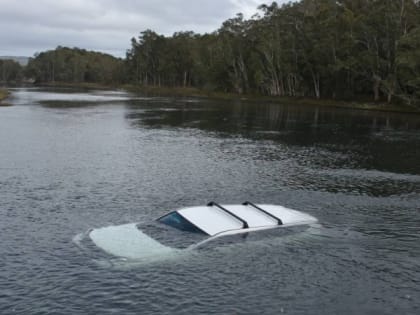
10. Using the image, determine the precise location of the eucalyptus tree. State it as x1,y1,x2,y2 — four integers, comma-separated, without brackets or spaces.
337,0,420,102
127,30,166,86
169,31,197,87
251,2,292,96
216,13,253,94
24,0,420,107
396,1,420,105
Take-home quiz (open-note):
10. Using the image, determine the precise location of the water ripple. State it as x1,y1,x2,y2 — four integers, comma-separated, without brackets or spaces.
0,88,419,314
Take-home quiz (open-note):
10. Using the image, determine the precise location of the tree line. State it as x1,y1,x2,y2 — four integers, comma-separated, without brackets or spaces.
25,47,124,84
0,59,24,84
10,0,420,106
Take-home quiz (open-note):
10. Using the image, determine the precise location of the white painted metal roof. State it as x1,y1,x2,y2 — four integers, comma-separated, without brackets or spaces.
178,204,316,236
178,206,243,236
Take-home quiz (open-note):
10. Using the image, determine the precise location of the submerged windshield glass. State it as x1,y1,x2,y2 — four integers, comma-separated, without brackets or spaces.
158,212,206,234
137,212,207,249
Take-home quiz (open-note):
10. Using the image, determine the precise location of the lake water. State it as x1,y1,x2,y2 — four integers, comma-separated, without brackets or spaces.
1,88,419,314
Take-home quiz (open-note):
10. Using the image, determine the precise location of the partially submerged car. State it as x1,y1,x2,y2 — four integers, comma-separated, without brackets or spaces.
82,202,318,261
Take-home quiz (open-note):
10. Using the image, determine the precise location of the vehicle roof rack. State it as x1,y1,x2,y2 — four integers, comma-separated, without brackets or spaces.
207,202,249,229
242,201,283,225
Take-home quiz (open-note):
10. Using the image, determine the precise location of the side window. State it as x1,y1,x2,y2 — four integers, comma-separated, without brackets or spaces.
158,212,206,235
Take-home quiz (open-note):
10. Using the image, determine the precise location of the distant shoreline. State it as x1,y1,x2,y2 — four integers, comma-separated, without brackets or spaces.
27,82,420,115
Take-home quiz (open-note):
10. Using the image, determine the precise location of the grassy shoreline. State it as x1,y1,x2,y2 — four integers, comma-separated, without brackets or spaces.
0,88,11,106
38,82,420,114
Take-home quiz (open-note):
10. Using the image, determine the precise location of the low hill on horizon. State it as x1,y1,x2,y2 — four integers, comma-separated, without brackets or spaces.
0,56,29,66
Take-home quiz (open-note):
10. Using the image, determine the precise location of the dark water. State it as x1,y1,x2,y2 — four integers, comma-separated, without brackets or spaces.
1,88,419,314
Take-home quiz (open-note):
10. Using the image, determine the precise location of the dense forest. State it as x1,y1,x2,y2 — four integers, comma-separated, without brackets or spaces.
18,0,420,106
0,59,23,84
25,47,124,84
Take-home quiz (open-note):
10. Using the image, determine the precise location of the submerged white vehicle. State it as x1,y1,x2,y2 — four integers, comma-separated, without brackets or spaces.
84,202,318,261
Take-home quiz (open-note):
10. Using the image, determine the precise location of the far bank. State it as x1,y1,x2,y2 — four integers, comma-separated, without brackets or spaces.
37,82,420,115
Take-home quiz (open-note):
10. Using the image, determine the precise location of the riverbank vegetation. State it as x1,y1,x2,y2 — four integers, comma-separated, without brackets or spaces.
22,0,420,109
0,88,10,105
25,47,124,85
0,59,23,84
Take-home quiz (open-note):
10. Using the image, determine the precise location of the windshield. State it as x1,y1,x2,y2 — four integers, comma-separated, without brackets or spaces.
158,212,206,234
136,212,207,249
137,221,207,249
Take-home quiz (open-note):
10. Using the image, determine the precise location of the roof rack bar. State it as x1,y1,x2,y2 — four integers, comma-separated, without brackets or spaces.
242,202,283,225
207,202,249,229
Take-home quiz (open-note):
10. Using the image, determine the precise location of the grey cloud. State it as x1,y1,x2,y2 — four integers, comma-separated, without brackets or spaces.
0,0,287,57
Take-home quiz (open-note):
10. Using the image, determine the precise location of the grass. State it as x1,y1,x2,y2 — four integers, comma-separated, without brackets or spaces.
40,81,115,90
123,84,237,98
0,88,11,106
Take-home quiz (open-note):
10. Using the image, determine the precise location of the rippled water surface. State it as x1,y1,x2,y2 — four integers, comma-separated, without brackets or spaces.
1,88,419,314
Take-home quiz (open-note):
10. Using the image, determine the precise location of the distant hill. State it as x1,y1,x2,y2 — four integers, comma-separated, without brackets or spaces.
0,56,29,66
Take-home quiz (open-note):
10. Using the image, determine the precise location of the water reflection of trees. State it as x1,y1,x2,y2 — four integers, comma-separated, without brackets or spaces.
125,98,420,177
125,98,420,142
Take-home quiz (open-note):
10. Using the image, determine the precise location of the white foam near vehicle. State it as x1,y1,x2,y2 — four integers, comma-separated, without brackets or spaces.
87,202,318,260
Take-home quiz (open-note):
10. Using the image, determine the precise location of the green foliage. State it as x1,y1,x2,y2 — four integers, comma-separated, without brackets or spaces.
124,0,420,106
26,47,123,84
0,59,23,83
125,30,201,87
25,0,420,107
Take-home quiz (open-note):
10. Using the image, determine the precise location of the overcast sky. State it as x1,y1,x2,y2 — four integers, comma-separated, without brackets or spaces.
0,0,290,58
